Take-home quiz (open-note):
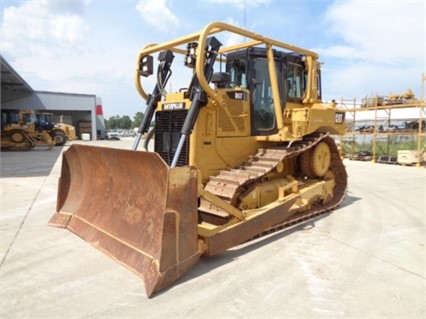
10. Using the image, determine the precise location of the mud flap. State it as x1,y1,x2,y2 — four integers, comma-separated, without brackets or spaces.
49,144,200,297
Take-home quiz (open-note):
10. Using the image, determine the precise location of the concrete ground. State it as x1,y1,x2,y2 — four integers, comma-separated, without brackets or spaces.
1,138,425,318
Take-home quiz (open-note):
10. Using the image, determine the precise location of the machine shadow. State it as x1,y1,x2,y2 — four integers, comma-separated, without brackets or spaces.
157,211,334,296
0,145,65,178
340,193,362,207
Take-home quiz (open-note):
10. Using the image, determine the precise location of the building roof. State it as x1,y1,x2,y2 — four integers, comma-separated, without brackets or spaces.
1,55,34,103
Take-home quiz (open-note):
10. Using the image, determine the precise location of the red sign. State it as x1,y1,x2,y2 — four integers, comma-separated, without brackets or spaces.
96,105,103,115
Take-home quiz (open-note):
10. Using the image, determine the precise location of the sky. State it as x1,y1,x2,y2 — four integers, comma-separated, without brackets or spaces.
1,0,425,120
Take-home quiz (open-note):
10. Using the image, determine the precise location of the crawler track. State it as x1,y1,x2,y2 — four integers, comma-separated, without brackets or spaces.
199,132,348,231
1,130,35,151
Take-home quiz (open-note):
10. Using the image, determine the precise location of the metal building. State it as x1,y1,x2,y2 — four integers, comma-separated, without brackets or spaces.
1,55,106,140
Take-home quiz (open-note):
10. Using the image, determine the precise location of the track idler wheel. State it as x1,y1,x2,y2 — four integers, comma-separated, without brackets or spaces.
300,140,331,178
10,131,25,143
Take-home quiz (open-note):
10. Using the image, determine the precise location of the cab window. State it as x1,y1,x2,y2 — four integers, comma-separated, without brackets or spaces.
229,59,247,88
287,62,305,99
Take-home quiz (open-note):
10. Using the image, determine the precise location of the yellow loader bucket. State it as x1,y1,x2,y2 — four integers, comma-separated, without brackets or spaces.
49,144,200,297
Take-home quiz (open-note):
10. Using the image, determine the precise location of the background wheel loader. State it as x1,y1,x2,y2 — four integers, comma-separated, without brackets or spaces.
49,22,348,297
1,110,76,150
36,112,77,146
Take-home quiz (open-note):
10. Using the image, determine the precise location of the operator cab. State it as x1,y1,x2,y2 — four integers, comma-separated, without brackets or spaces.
225,48,309,136
36,113,54,131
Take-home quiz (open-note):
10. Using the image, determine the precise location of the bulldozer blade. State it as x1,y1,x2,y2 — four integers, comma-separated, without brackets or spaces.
48,144,200,297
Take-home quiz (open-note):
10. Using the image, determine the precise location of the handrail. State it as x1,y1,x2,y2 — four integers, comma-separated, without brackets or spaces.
135,21,319,102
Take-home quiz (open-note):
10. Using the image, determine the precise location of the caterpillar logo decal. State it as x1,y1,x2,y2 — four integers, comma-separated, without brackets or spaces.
335,112,345,124
162,102,186,110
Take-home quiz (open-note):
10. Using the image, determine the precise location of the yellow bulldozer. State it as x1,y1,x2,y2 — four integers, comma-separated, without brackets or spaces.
49,22,348,297
1,110,76,151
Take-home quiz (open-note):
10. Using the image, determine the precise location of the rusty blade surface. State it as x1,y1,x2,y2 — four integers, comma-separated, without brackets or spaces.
48,144,200,297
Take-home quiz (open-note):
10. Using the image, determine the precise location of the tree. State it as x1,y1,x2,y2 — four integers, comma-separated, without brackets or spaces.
120,115,132,129
105,115,120,130
132,112,144,128
105,113,144,130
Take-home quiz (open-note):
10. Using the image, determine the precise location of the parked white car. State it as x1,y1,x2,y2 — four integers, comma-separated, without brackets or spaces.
107,130,120,140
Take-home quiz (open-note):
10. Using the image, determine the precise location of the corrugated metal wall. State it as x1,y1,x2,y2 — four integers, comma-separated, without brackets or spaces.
1,91,96,111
